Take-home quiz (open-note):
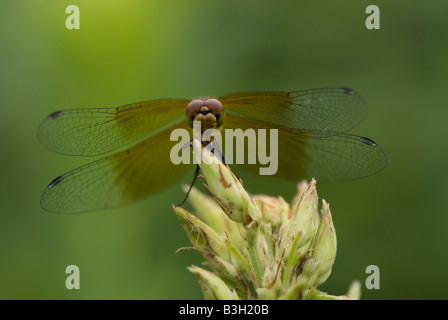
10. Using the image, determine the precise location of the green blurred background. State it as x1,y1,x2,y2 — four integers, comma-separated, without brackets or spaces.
1,0,447,299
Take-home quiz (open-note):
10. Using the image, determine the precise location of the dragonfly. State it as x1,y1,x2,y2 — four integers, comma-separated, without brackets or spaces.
38,87,387,214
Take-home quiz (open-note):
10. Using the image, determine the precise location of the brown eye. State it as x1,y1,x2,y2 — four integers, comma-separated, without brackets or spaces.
186,99,204,117
204,99,223,115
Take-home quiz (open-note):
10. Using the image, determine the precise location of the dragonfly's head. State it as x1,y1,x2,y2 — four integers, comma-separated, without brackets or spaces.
186,98,225,132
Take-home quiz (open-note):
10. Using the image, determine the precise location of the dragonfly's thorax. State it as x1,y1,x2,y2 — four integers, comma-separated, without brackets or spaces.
186,98,225,133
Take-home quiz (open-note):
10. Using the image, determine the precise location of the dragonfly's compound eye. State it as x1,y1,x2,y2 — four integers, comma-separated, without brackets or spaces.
186,99,204,117
204,99,224,127
186,100,205,127
204,99,224,115
186,98,225,129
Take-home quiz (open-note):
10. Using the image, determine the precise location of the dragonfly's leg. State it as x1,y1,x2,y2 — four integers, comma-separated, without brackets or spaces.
208,140,242,183
216,143,227,165
205,139,227,165
175,164,200,207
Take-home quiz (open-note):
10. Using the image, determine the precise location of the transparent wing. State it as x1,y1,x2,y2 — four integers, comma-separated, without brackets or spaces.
219,87,367,134
38,98,190,156
223,115,387,182
40,123,192,214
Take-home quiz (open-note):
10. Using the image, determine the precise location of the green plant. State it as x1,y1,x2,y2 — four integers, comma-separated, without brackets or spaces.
174,140,360,300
